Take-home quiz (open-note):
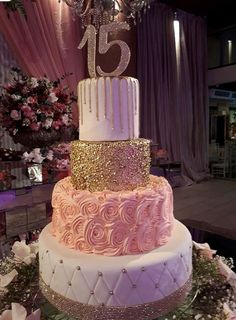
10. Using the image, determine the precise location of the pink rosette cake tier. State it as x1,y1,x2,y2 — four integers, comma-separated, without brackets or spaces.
51,175,174,256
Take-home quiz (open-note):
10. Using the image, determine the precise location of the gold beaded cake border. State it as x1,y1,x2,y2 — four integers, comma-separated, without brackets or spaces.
40,276,192,320
70,138,151,192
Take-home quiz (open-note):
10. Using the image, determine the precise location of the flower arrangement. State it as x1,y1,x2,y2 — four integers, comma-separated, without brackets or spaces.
22,145,71,184
22,144,71,171
0,240,236,320
0,68,77,147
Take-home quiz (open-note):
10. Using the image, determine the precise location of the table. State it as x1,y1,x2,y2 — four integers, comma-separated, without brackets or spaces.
153,159,182,178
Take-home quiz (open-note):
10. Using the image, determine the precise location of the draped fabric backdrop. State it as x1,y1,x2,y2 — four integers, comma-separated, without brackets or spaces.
137,2,209,184
0,33,21,149
0,0,85,125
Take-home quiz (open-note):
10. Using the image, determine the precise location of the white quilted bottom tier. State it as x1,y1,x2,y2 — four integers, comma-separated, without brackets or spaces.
39,220,192,320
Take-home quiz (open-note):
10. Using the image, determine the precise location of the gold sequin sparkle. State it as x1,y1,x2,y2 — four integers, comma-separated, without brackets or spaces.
40,276,192,320
70,139,151,192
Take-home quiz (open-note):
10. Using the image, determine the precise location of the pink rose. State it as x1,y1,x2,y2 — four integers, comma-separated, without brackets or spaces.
23,106,36,120
84,219,108,251
52,188,62,208
60,230,75,248
30,123,40,131
107,221,129,248
58,198,77,223
51,209,64,235
137,224,156,252
124,233,139,255
161,184,174,221
100,196,119,222
50,215,58,236
21,104,31,112
119,197,137,225
10,110,21,120
75,238,92,253
155,222,172,246
71,216,85,235
136,198,156,225
53,102,66,112
52,120,63,130
75,194,100,218
27,96,37,104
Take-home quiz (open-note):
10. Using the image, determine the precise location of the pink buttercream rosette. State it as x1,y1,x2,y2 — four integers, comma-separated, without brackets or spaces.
51,175,174,256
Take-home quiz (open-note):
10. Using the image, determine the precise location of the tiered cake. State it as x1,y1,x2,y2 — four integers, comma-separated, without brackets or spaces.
39,76,192,320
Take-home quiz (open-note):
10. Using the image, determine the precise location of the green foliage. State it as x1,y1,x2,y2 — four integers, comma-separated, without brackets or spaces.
0,254,39,312
159,248,234,320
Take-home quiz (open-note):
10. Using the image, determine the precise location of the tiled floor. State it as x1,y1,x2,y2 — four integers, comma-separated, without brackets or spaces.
174,178,236,241
173,177,236,268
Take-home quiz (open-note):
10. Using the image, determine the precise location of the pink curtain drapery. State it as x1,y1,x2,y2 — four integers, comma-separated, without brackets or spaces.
137,2,209,184
0,0,86,124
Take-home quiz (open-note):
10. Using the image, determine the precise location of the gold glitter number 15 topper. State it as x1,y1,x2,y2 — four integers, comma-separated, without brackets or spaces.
78,22,131,78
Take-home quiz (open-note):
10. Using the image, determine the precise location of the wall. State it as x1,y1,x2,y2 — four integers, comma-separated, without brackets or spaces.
208,64,236,87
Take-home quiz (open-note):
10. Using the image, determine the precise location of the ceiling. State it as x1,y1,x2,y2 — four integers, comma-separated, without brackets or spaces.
159,0,236,33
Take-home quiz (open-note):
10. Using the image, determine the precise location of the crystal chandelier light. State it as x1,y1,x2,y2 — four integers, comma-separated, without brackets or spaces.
62,0,151,29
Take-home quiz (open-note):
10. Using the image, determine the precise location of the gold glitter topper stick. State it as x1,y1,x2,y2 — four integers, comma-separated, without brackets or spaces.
78,24,97,78
96,22,131,77
78,22,131,78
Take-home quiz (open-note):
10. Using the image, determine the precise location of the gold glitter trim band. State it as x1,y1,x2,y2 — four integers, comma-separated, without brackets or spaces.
70,139,151,192
40,276,192,320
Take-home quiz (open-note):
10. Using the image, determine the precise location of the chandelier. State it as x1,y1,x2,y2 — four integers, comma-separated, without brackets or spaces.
62,0,151,29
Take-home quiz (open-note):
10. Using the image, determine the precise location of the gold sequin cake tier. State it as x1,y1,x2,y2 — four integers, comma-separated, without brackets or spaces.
70,139,150,192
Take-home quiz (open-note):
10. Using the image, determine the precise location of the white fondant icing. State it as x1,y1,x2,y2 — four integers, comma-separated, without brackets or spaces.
39,220,192,307
78,77,140,141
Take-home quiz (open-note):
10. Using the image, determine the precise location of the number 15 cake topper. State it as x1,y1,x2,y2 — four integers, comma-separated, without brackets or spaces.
78,22,131,78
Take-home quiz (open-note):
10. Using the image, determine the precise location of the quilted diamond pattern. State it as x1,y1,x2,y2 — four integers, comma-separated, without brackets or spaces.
92,276,110,304
39,220,193,307
112,272,134,305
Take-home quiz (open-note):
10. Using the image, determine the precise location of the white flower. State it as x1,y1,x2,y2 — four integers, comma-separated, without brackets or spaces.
28,242,39,255
22,151,34,162
48,92,58,103
0,269,18,289
43,118,53,129
46,150,54,161
223,303,236,320
216,256,236,284
62,114,71,126
31,148,45,164
11,94,21,101
193,241,217,259
30,77,38,88
11,240,37,265
0,303,41,320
